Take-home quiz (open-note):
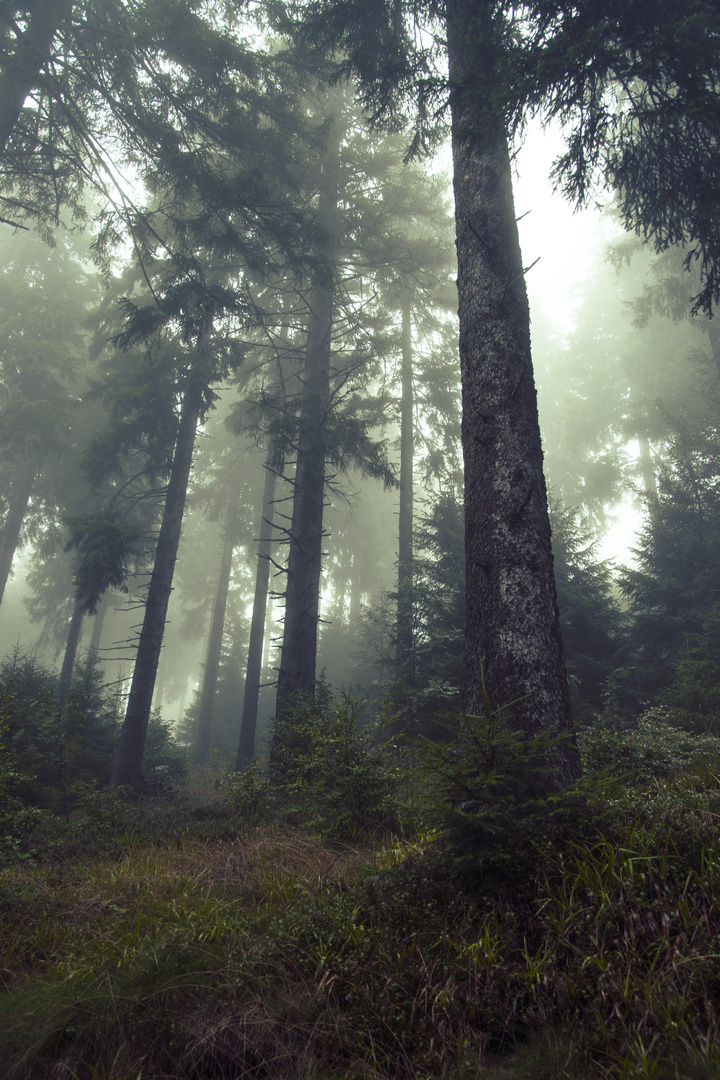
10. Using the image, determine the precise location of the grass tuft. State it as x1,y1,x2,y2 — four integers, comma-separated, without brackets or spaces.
3,757,720,1078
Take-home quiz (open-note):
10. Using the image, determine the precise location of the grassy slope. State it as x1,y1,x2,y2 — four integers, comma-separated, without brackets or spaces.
2,765,720,1079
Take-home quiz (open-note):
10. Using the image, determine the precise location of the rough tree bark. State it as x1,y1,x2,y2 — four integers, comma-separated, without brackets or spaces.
194,503,239,766
446,0,581,789
110,379,203,790
396,291,414,683
0,459,34,607
236,457,276,767
274,119,340,724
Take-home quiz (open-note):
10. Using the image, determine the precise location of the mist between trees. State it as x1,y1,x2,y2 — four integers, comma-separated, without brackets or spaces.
6,6,720,1076
1,0,720,798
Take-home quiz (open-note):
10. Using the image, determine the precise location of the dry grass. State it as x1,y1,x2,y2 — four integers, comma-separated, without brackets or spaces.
3,785,720,1080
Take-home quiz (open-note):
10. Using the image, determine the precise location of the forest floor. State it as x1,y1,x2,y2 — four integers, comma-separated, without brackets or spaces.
2,774,720,1080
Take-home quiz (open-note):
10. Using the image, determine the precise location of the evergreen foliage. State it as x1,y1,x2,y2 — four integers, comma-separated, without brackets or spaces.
0,702,45,867
417,678,583,893
226,683,401,840
360,493,624,735
621,408,720,712
63,512,143,615
580,704,719,785
0,650,185,816
549,500,626,723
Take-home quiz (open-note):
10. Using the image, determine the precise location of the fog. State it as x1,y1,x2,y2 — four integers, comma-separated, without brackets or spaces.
2,28,718,773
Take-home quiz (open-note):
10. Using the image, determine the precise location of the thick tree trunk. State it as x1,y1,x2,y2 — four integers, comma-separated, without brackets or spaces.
397,292,414,683
57,594,84,710
110,381,203,790
0,0,72,153
236,459,276,767
0,459,34,607
446,0,580,790
275,124,339,725
194,505,239,766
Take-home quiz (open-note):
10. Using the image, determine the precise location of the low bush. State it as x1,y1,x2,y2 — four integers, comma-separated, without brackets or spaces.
225,686,403,841
0,651,187,822
580,704,719,783
0,707,47,867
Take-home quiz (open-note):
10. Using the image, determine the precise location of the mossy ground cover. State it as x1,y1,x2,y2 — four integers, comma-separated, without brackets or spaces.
2,762,720,1080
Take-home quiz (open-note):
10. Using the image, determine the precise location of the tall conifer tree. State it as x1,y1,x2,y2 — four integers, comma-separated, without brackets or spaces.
299,0,720,790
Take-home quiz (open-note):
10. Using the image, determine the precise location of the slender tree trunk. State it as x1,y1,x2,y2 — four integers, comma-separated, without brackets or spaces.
57,595,85,710
177,679,189,723
0,459,35,607
153,666,166,712
638,435,657,498
89,592,108,655
275,120,340,725
274,279,333,720
397,291,414,683
110,381,203,790
446,0,580,790
707,316,720,383
0,0,73,153
194,505,239,766
262,603,273,677
349,550,362,628
237,459,276,767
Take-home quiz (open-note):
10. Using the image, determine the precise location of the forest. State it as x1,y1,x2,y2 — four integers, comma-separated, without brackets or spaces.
2,0,720,1077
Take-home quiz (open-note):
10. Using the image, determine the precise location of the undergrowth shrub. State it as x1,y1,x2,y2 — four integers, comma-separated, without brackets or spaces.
225,685,402,840
0,650,187,822
580,704,719,783
223,758,275,823
417,684,585,895
0,707,46,867
4,776,720,1080
0,651,118,814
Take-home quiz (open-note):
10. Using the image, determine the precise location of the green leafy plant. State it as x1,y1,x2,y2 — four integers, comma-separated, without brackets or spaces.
417,676,584,891
271,686,402,840
580,705,719,785
0,704,47,867
223,758,276,823
227,685,402,841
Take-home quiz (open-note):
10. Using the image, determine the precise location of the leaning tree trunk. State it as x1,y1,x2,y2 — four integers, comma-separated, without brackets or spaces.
57,594,85,711
396,291,415,685
236,457,277,767
194,504,239,766
110,380,203,790
0,459,35,607
446,0,580,790
274,122,340,726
